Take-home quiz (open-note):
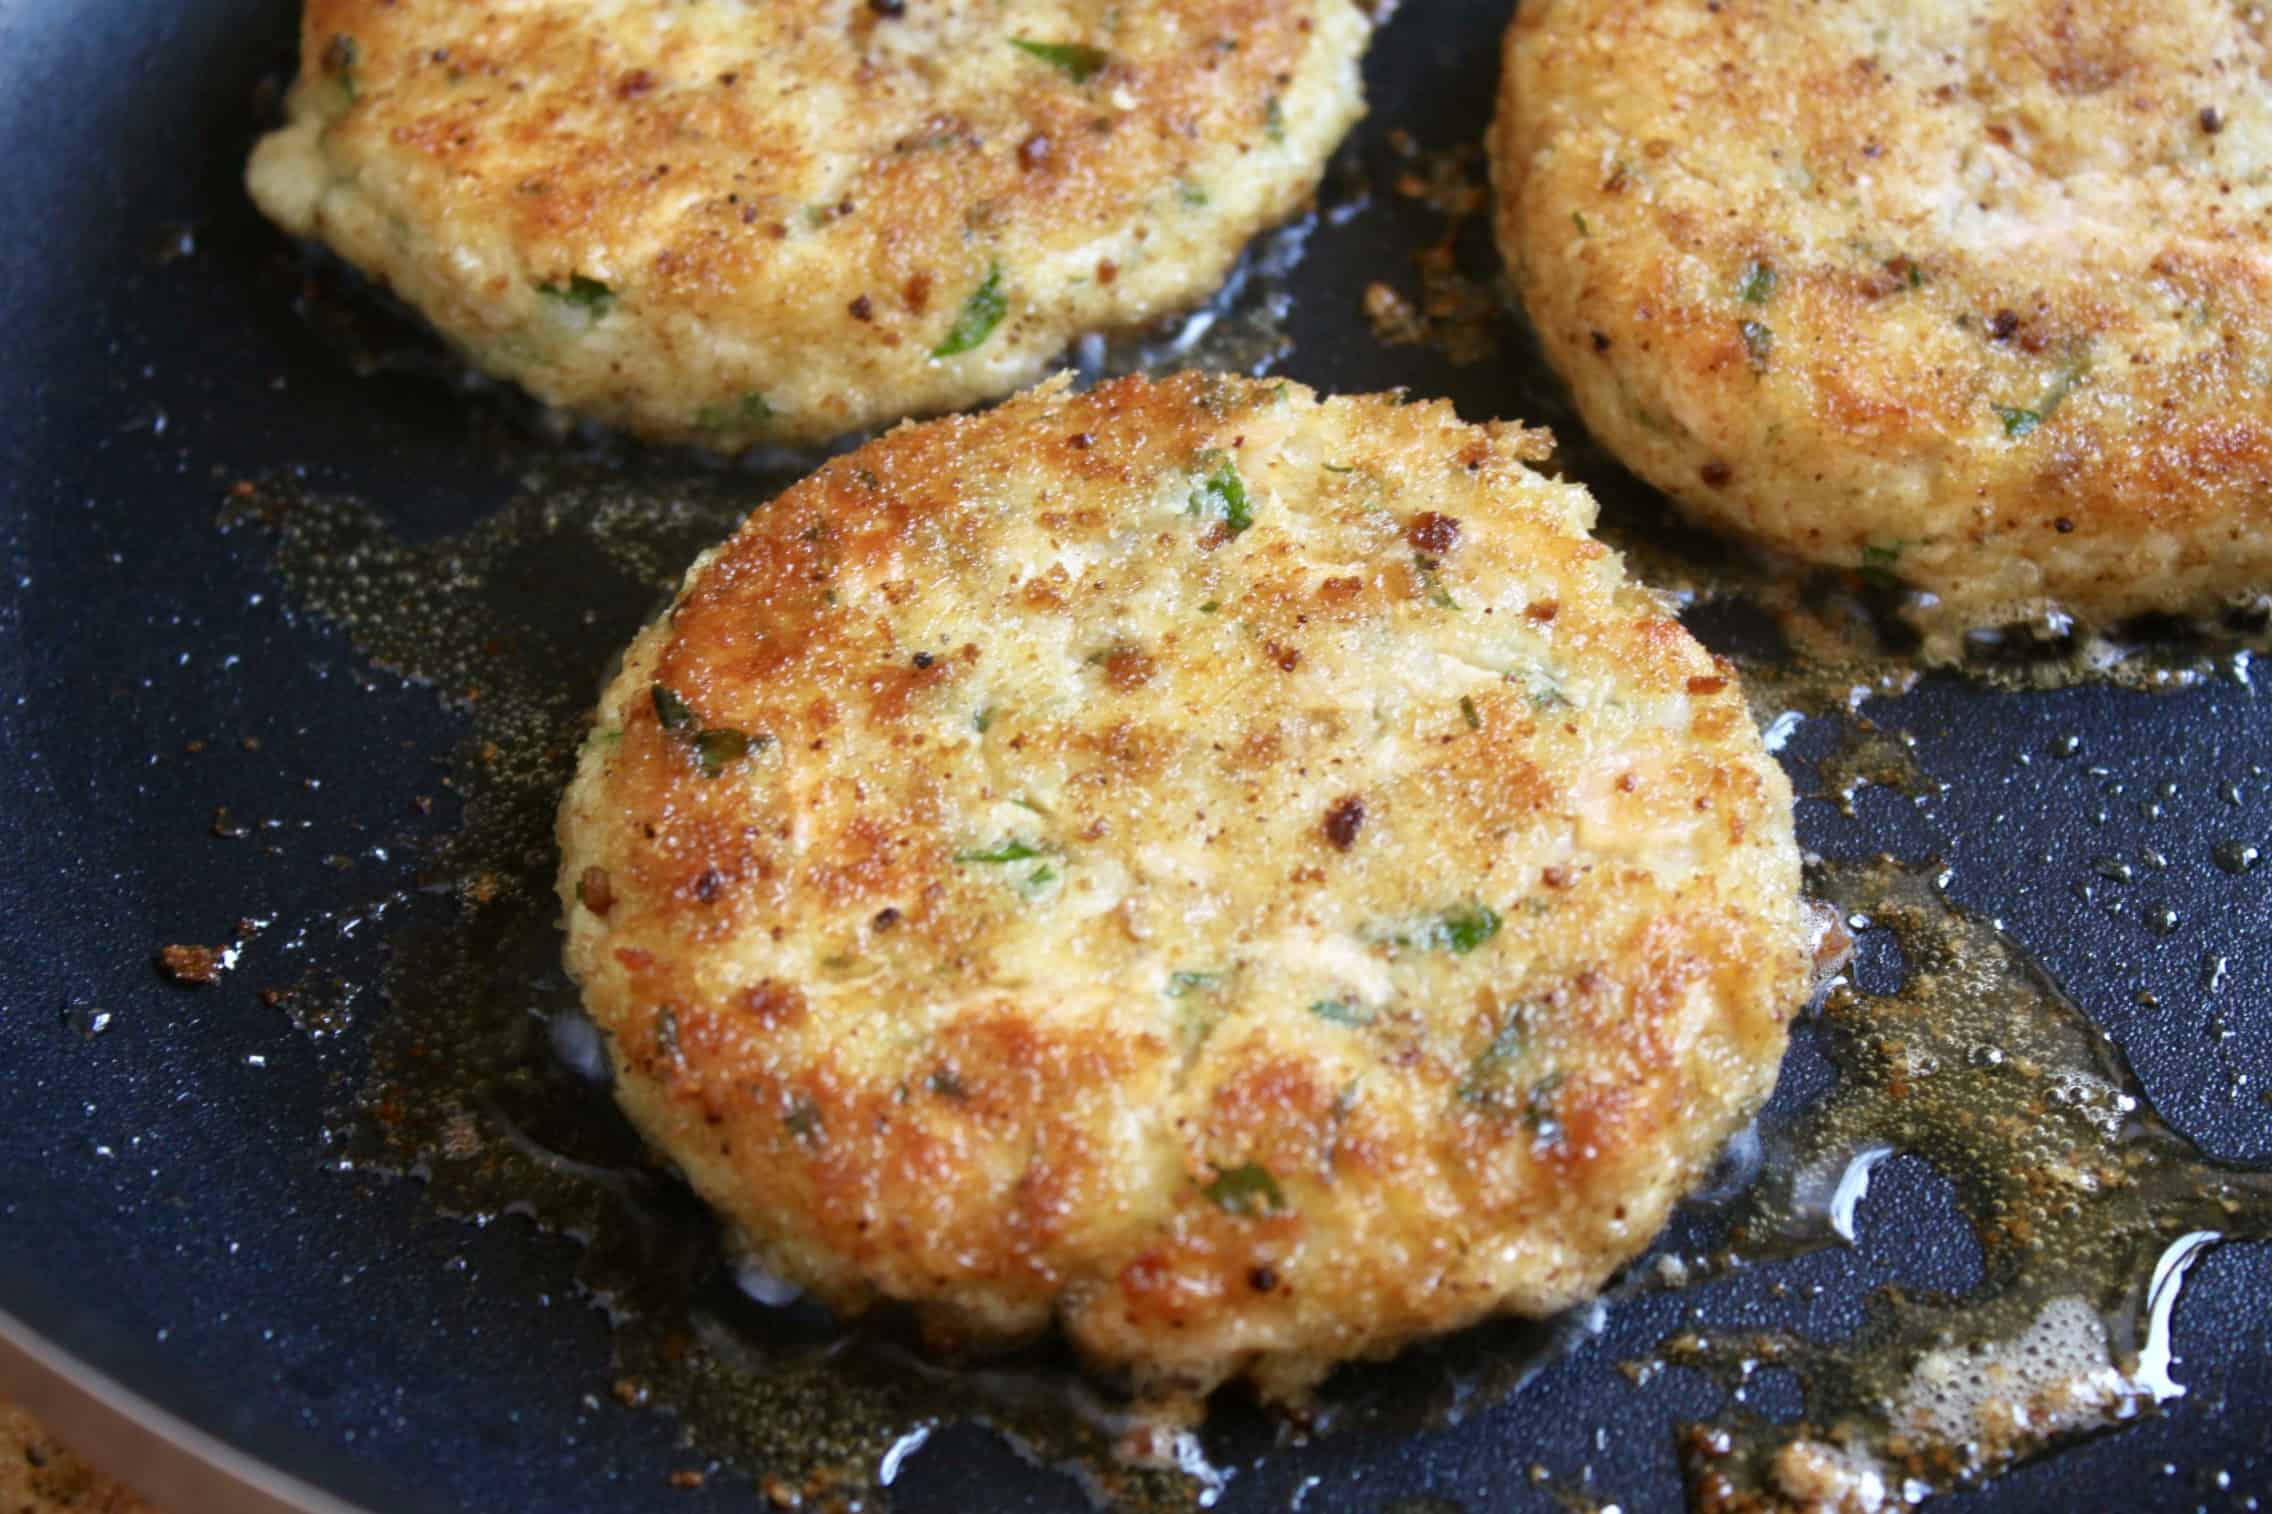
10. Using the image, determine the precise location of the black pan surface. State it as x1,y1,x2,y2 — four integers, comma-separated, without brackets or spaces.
3,2,2268,1510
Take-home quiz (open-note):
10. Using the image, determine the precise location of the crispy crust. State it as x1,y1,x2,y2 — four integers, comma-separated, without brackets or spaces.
1494,0,2272,633
555,372,1809,1401
246,0,1372,446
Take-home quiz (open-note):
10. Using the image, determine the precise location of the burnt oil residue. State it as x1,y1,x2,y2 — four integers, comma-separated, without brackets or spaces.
1655,859,2272,1509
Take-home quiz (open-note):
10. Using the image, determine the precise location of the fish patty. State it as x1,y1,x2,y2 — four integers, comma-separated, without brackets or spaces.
555,372,1812,1406
247,0,1373,448
1494,0,2272,643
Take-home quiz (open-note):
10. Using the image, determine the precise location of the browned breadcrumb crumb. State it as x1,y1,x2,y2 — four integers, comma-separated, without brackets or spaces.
157,943,223,985
0,1397,164,1514
1362,280,1425,345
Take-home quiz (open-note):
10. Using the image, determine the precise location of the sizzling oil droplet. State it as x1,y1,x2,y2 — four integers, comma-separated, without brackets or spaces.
2211,840,2261,875
62,1005,114,1039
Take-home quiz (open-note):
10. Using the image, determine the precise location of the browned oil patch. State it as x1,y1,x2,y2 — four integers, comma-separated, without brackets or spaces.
1654,858,2272,1510
1360,133,1501,367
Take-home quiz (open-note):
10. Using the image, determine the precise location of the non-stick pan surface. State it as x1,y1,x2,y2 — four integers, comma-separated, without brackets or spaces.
3,2,2268,1509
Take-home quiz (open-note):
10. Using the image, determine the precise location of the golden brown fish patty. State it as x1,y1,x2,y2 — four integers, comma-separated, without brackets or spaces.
1494,0,2272,644
555,372,1811,1405
248,0,1373,448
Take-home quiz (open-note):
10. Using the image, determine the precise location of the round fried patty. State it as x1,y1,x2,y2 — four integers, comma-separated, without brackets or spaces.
1494,0,2272,635
246,0,1372,448
555,372,1811,1404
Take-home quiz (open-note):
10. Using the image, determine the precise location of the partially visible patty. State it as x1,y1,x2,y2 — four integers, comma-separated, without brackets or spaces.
247,0,1373,448
1494,0,2272,638
554,371,1813,1407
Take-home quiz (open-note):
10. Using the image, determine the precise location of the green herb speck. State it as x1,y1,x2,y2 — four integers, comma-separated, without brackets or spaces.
536,274,615,316
974,707,995,734
698,391,775,430
956,840,1046,864
1009,38,1109,83
1858,541,1904,589
1456,1009,1528,1105
1736,260,1777,304
1993,403,2041,438
1188,453,1253,537
652,684,697,734
694,728,754,775
322,34,360,101
1264,96,1286,144
933,262,1007,357
1460,694,1481,730
1572,210,1589,236
1203,1163,1286,1216
1178,180,1211,208
1309,998,1374,1026
1166,971,1224,998
1431,902,1501,955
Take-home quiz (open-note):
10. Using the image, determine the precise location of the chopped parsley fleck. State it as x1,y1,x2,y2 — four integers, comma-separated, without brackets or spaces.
1993,403,2041,438
1858,541,1904,589
1023,864,1057,890
652,684,766,774
1309,998,1374,1026
652,684,698,734
1429,902,1502,955
1198,600,1221,614
1571,210,1589,236
1178,179,1211,207
1740,319,1774,370
322,34,361,101
783,1100,822,1139
955,840,1046,864
1203,1163,1286,1216
1525,1071,1567,1142
932,262,1007,357
1264,96,1286,144
1460,694,1481,730
1165,970,1224,997
1322,462,1355,474
698,391,775,430
1456,1011,1527,1104
536,274,615,316
1995,360,2086,439
973,706,996,733
693,728,755,775
1009,38,1109,83
1188,453,1253,537
927,1068,967,1099
1735,260,1777,304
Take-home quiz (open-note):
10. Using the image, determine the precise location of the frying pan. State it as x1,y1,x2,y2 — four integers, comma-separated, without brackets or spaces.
3,1,2268,1509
